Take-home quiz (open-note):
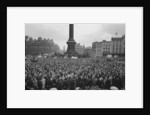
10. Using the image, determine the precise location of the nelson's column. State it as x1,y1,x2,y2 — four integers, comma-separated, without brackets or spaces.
66,24,77,57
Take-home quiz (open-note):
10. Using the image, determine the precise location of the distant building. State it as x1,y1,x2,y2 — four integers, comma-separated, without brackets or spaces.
101,40,112,56
75,43,85,55
92,42,102,57
92,40,112,57
25,35,60,55
92,42,103,57
111,34,125,56
92,34,125,57
84,47,93,57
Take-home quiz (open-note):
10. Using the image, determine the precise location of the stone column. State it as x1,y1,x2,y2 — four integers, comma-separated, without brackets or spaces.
66,24,77,57
69,24,74,40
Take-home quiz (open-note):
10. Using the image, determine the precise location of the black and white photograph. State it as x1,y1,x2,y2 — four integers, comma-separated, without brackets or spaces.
25,23,125,90
7,7,143,108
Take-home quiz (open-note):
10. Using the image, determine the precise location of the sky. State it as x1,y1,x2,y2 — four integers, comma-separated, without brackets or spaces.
25,23,125,50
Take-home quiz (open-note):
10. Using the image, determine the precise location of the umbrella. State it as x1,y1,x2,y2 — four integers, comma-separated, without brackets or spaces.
110,86,118,90
50,88,57,90
76,87,80,90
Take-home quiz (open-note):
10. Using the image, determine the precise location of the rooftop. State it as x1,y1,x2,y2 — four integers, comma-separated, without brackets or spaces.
111,35,125,41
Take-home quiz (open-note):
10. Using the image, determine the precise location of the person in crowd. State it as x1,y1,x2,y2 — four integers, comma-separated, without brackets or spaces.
25,56,125,90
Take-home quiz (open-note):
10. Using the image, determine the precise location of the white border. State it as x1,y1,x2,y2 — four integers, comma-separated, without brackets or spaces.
7,7,143,108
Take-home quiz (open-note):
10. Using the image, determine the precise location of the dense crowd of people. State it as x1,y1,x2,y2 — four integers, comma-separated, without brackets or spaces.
25,56,125,90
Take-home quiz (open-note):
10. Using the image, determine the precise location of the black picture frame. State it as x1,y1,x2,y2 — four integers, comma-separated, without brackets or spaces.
1,0,148,113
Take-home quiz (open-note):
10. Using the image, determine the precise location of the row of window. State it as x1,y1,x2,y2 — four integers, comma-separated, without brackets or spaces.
94,51,125,54
103,48,111,49
103,51,111,53
112,52,125,54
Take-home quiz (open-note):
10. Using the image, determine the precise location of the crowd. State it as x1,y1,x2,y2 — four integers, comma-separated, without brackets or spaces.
25,56,125,90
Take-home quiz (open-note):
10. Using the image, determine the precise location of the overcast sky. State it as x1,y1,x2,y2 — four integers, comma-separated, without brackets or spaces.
25,23,125,50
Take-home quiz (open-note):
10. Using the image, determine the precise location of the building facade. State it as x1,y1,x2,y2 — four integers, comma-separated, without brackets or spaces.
92,34,125,57
101,40,112,56
92,42,103,57
111,35,125,56
75,43,85,55
25,36,59,55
